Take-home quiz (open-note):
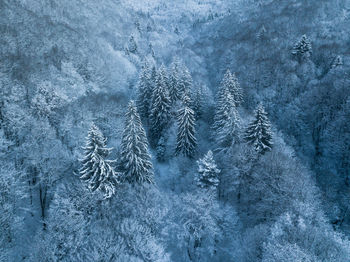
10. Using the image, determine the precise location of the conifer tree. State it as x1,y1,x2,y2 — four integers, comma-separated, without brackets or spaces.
182,66,193,91
196,150,220,190
79,124,119,198
292,34,312,58
180,65,193,99
150,65,171,145
121,101,154,184
222,70,243,106
137,61,152,121
216,105,241,151
150,65,158,87
192,86,203,120
212,82,235,134
175,93,197,158
169,59,182,103
244,104,273,154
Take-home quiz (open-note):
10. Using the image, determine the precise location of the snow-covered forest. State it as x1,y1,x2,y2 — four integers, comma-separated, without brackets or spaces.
1,0,350,261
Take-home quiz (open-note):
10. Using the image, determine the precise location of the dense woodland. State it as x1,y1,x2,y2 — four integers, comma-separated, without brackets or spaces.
1,0,350,261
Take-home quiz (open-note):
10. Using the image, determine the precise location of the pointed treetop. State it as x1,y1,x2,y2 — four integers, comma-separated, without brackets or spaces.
221,69,243,106
292,34,312,57
175,98,197,158
79,123,119,199
121,100,154,184
244,103,273,154
196,150,220,190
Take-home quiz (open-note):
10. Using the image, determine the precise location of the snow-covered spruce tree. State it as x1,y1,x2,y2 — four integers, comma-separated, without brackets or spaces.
222,69,243,106
212,81,235,135
244,104,273,154
79,124,119,199
192,86,203,120
121,100,154,184
292,34,312,58
216,105,241,151
175,93,197,158
169,59,182,103
150,64,171,145
179,64,193,100
196,150,220,190
137,61,152,121
150,65,158,87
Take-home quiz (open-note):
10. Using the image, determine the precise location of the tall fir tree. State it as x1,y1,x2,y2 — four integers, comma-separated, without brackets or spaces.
137,61,152,122
169,59,182,103
150,65,158,88
179,65,193,101
195,150,220,190
212,82,235,134
192,86,203,120
121,101,154,184
150,64,171,145
244,104,273,154
216,105,241,151
79,124,119,198
222,69,243,106
175,93,197,158
181,65,193,94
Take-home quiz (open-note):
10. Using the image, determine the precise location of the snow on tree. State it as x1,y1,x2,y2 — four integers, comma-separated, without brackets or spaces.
79,124,119,199
137,61,152,121
216,105,241,151
195,150,220,190
150,65,158,87
192,86,203,120
180,64,193,99
222,69,243,106
169,59,182,103
244,104,273,154
331,55,343,68
128,35,138,53
175,93,197,158
150,64,171,145
121,100,154,184
31,81,63,118
212,80,235,134
292,34,312,58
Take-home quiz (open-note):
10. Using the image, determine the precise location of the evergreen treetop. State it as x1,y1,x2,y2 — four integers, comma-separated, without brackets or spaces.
292,34,312,58
216,105,241,151
213,83,235,133
222,69,243,106
121,100,154,184
244,104,273,154
196,150,220,190
175,93,197,158
79,123,119,199
150,64,171,144
137,61,152,121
